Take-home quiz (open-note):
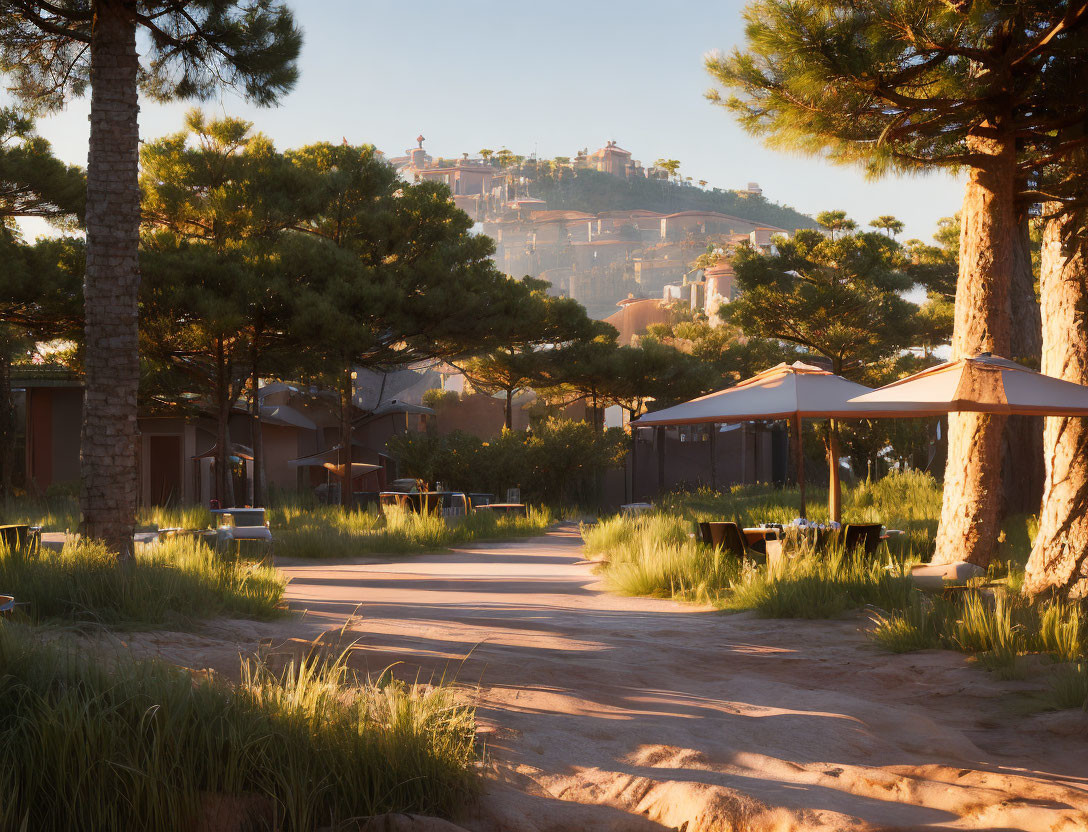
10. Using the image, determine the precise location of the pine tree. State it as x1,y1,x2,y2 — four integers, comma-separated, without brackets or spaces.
725,224,919,521
462,278,609,430
708,0,1088,565
287,143,530,507
140,110,309,506
0,109,84,501
0,1,301,557
1025,204,1088,598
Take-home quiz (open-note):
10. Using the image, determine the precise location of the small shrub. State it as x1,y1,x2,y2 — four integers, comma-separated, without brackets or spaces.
872,608,940,653
871,593,955,652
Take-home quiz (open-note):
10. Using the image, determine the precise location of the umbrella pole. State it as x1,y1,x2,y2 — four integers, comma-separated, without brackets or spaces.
792,414,806,519
828,418,842,524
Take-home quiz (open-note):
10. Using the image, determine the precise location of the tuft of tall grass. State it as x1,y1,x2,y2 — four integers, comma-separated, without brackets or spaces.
604,534,743,604
582,512,692,561
871,594,944,653
1034,600,1083,662
1039,663,1088,711
0,537,284,628
0,625,478,831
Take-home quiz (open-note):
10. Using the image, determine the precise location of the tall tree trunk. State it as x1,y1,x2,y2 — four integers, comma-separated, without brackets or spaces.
932,126,1014,567
1025,207,1088,599
80,0,141,560
792,414,806,519
504,388,513,430
250,336,264,507
340,366,354,509
1002,218,1044,516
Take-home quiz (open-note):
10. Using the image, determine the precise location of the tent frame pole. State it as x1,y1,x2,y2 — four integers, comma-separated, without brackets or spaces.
828,418,842,524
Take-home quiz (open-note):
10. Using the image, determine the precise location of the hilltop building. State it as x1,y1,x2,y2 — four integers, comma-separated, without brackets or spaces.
385,135,791,318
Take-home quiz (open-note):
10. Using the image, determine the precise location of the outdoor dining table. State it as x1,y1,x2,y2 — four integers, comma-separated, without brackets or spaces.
760,522,841,565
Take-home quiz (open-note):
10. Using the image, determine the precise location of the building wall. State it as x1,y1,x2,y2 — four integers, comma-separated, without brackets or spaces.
261,424,306,492
138,417,197,506
50,389,82,484
24,386,83,491
629,423,774,502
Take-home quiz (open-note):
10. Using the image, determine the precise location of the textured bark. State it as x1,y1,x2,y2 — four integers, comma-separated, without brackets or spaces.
504,388,513,431
79,1,140,559
340,367,354,509
1024,208,1088,599
1002,219,1044,516
932,127,1014,567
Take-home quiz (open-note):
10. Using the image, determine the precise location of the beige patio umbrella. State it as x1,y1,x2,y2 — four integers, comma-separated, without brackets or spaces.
633,362,887,520
847,353,1088,416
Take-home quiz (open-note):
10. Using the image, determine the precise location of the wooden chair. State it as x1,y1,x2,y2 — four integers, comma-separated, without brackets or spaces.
697,522,713,546
705,521,749,558
843,523,884,556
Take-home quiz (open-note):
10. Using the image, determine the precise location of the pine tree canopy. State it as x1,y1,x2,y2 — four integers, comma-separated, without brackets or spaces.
0,107,84,224
724,227,918,374
707,1,1088,183
0,1,301,110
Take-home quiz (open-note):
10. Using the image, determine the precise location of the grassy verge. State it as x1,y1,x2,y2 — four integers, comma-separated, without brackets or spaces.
587,472,1088,706
0,538,284,628
872,590,1085,678
596,516,914,617
3,496,556,557
0,624,478,831
584,473,935,614
273,505,555,559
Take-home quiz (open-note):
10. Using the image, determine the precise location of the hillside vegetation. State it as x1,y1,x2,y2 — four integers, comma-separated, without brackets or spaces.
528,169,817,230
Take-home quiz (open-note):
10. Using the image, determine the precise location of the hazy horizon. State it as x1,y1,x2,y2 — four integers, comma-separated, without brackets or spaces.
16,0,965,243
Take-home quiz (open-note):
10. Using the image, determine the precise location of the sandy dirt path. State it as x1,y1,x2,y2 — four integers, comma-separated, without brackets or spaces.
122,523,1088,831
256,523,1085,832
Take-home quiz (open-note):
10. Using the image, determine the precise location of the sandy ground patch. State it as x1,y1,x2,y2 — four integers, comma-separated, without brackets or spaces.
117,524,1088,831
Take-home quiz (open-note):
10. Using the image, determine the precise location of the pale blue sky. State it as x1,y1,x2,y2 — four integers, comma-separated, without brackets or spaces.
25,0,963,242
